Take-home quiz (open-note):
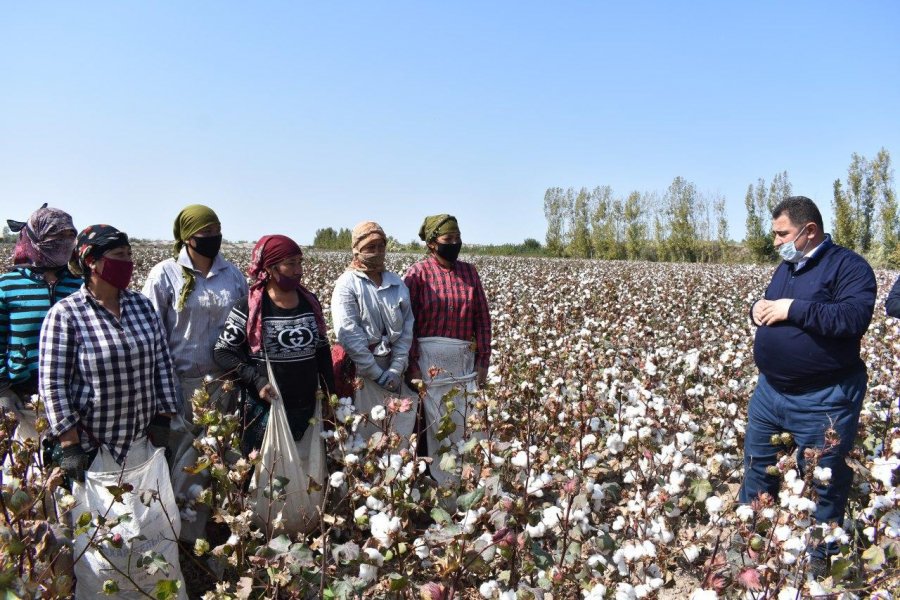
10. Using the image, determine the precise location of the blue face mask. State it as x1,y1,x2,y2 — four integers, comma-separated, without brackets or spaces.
778,227,811,263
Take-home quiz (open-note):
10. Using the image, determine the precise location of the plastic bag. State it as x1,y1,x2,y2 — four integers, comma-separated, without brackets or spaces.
249,358,325,536
167,414,209,542
71,437,186,599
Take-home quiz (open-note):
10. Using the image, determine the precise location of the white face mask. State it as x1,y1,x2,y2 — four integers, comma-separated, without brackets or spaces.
778,227,811,263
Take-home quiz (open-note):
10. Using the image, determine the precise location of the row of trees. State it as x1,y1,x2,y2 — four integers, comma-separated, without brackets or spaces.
543,148,897,266
543,179,730,262
832,149,897,265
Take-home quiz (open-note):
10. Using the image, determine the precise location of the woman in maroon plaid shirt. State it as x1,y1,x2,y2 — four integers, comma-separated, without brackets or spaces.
403,214,491,485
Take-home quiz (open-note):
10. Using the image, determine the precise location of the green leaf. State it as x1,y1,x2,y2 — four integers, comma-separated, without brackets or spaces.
77,512,92,527
387,573,407,591
457,487,485,512
430,507,452,524
862,545,886,570
688,478,713,503
530,542,553,569
439,452,456,472
830,557,851,580
268,534,291,554
140,551,171,576
105,484,131,503
153,579,180,600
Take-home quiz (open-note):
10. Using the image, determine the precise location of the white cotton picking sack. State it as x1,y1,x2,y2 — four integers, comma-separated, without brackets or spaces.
168,414,209,542
71,437,186,600
353,354,417,445
249,358,326,536
417,337,479,487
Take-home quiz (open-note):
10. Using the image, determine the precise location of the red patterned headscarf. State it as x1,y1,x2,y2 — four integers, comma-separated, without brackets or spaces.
8,204,76,268
246,235,328,353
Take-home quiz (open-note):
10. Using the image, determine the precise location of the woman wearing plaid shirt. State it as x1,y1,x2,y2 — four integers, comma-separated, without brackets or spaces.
403,214,491,485
39,225,180,482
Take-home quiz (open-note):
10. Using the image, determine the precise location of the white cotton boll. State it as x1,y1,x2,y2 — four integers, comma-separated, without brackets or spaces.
607,433,625,454
329,471,345,488
479,580,499,598
684,545,701,563
736,505,754,522
541,506,563,529
784,469,797,484
777,588,799,600
583,583,607,599
612,515,626,531
369,512,401,547
370,405,386,422
358,563,378,582
872,457,900,488
644,361,657,376
690,590,717,600
616,582,637,600
581,433,597,448
344,453,359,465
634,584,651,598
366,496,386,511
781,551,797,565
762,507,776,520
354,505,367,519
892,437,900,455
413,537,429,560
525,521,546,538
790,478,805,496
583,454,599,469
774,525,792,542
511,451,529,468
499,591,516,600
363,547,385,565
589,417,602,431
705,496,723,514
335,405,353,423
622,428,637,445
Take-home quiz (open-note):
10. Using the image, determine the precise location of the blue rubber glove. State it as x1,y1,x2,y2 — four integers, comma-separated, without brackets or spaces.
375,370,401,393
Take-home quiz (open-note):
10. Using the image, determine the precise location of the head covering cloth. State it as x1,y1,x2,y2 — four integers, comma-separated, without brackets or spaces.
69,225,130,277
8,204,76,268
246,235,328,354
349,221,387,273
172,205,221,311
418,214,460,243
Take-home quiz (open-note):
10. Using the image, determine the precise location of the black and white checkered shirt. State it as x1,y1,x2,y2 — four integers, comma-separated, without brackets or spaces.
40,286,181,464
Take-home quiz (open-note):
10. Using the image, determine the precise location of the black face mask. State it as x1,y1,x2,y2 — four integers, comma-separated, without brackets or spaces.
191,234,222,259
435,242,462,263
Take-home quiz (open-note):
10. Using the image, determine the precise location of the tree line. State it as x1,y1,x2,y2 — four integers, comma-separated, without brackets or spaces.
543,147,897,266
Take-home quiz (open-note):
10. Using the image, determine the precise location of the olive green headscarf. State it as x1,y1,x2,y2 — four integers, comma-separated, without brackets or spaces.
418,214,460,243
173,204,220,311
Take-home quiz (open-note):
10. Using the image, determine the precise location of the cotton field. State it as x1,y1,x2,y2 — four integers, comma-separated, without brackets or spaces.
3,245,900,599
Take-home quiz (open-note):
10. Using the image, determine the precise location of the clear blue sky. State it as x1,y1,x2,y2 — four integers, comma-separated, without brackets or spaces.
2,1,898,245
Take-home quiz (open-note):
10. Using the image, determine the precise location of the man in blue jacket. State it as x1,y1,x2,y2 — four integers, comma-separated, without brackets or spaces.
743,196,876,575
886,276,900,318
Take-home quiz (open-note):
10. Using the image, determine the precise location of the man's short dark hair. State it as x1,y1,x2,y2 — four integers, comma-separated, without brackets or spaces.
771,196,824,230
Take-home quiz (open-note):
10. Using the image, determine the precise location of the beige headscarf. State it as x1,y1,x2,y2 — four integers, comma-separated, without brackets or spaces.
349,221,387,273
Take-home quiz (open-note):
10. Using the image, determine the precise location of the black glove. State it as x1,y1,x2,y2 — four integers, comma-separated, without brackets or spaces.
59,444,91,483
148,414,171,449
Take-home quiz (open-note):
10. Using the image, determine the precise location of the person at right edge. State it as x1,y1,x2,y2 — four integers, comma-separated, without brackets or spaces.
744,196,876,578
886,274,900,318
403,214,491,487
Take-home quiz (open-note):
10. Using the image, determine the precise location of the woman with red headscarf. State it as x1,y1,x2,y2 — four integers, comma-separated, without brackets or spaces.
214,235,334,454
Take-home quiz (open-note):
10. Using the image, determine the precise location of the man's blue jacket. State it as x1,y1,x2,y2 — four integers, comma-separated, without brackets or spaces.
753,235,876,393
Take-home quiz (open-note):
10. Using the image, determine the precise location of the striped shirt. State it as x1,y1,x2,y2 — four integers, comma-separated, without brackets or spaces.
403,256,492,370
40,287,181,464
0,267,81,387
